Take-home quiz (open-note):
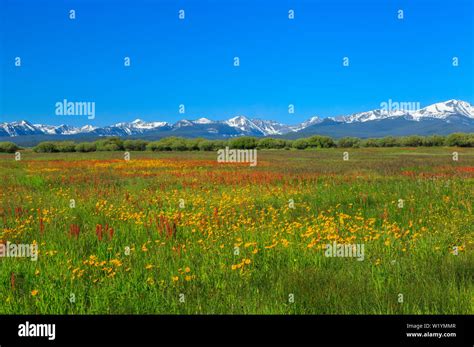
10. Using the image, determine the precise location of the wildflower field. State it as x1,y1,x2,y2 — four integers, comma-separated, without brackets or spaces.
0,147,473,314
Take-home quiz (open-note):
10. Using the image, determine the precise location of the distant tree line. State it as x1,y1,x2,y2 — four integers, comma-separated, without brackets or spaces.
0,133,473,153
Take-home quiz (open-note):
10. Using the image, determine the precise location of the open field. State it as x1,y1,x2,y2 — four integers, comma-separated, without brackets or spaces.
0,147,473,314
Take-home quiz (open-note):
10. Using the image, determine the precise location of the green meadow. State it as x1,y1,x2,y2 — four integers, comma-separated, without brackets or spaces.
0,147,472,314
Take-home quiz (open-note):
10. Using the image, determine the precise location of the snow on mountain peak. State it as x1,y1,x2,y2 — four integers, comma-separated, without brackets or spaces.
224,116,265,134
80,125,97,132
339,110,398,123
225,116,261,132
193,117,213,124
251,118,292,135
334,99,473,123
133,120,168,129
2,99,473,138
411,99,473,120
226,115,249,124
173,119,194,128
112,119,168,130
290,116,322,131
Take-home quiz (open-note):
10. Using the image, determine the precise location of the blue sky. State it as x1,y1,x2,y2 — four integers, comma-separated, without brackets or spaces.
0,0,472,126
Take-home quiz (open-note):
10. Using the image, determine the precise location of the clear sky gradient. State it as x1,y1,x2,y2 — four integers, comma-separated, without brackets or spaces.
0,0,473,126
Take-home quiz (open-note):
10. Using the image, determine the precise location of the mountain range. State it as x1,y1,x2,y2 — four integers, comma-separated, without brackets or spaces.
1,100,473,145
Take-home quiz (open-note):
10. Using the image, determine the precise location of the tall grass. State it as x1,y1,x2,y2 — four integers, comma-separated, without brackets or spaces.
0,148,472,314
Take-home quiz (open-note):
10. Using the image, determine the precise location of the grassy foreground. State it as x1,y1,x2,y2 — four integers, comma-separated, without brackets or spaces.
0,147,473,314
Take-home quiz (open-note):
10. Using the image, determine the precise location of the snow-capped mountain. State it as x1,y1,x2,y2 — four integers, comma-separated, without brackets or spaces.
288,100,474,139
0,120,43,136
108,119,170,135
173,119,194,128
410,99,473,121
172,118,216,128
128,119,169,129
224,116,265,135
290,116,323,131
80,125,97,133
193,117,214,124
34,124,84,135
251,119,293,135
1,100,473,140
334,99,473,124
334,109,408,123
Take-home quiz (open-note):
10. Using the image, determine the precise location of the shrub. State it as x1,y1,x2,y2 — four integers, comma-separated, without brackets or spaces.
33,142,58,153
293,138,309,149
55,141,77,152
213,140,227,150
95,138,124,151
0,142,20,153
401,135,424,147
228,137,258,149
257,138,288,149
75,142,97,152
306,135,335,148
360,138,380,147
123,139,148,151
377,136,400,147
146,141,160,151
337,137,361,148
198,140,216,151
186,138,205,151
170,138,188,151
422,135,445,147
445,133,473,147
147,137,180,151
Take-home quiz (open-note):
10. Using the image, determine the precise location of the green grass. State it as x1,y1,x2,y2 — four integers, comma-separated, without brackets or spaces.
0,147,472,314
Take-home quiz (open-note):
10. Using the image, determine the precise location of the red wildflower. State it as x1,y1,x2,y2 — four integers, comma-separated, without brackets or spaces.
69,224,80,239
96,224,103,241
